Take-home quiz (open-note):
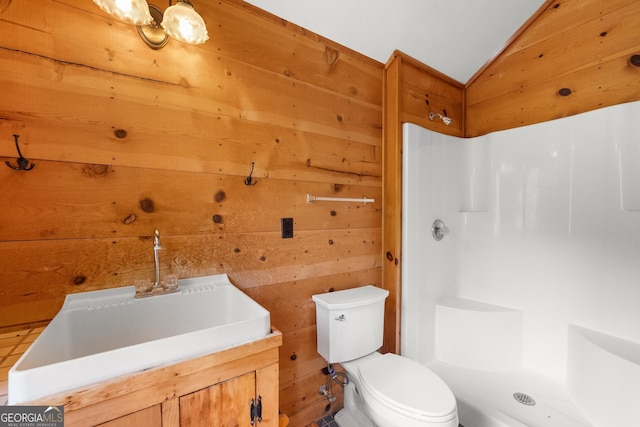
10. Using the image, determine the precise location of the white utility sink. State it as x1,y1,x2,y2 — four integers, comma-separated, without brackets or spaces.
8,274,271,404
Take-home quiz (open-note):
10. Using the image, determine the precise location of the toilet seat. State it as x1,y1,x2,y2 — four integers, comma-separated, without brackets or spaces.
357,353,457,423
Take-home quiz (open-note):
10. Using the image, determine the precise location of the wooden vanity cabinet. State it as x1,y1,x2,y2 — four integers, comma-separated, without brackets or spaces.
27,330,282,427
98,405,162,427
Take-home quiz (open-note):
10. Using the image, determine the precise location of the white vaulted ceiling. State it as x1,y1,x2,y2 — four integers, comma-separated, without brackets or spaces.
243,0,547,84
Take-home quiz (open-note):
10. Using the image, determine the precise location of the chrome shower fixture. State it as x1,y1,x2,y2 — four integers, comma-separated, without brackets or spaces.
432,219,450,241
429,112,452,126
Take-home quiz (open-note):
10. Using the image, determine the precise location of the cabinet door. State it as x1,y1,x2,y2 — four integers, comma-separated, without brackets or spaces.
180,371,256,427
255,363,279,426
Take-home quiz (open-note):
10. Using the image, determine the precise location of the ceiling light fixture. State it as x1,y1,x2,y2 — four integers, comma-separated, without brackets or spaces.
93,0,209,49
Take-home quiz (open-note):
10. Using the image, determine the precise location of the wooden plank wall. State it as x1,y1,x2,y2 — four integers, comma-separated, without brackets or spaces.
0,0,383,423
466,0,640,136
394,53,465,137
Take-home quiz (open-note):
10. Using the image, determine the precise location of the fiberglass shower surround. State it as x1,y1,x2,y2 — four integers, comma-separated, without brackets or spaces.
401,100,640,427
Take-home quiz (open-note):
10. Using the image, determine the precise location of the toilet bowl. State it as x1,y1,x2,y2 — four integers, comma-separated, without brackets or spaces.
337,352,458,427
312,286,459,427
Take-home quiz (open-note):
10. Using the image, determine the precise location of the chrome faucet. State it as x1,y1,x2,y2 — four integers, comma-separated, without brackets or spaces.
153,229,162,288
432,219,450,241
135,229,179,298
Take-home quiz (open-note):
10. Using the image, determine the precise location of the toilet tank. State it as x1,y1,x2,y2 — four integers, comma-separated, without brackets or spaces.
312,286,389,363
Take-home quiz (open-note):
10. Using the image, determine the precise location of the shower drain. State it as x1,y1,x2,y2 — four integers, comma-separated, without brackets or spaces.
513,392,536,406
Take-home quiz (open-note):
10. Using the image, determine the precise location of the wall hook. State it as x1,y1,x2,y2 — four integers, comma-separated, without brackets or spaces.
5,134,35,171
244,162,257,186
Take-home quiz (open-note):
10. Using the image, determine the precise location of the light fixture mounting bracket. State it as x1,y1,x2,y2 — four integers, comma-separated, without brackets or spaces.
136,4,169,49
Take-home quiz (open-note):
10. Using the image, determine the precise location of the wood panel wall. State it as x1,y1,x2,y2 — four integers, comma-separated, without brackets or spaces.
0,0,382,424
466,0,640,136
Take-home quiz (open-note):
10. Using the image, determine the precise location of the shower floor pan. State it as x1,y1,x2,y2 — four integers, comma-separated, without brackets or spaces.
428,361,592,427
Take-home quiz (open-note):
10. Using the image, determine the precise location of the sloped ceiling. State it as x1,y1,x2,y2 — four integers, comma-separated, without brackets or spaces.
243,0,547,84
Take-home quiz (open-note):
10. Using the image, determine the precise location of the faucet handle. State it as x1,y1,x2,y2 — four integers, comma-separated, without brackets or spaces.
135,279,153,294
432,219,450,241
162,274,179,292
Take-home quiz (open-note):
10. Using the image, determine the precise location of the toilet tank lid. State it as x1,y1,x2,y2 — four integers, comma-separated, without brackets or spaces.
312,285,389,309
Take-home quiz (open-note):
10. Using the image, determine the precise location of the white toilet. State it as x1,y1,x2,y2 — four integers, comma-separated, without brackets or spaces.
313,286,459,427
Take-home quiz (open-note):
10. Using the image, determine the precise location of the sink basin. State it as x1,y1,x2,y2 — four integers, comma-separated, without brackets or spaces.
8,274,271,404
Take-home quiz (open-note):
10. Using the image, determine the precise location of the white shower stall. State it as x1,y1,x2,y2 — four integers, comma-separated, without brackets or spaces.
401,100,640,427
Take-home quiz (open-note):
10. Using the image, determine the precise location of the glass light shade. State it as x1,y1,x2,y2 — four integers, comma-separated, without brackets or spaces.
93,0,153,26
161,1,209,45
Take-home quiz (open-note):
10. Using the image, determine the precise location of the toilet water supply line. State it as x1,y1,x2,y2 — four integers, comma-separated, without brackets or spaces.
319,364,349,403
